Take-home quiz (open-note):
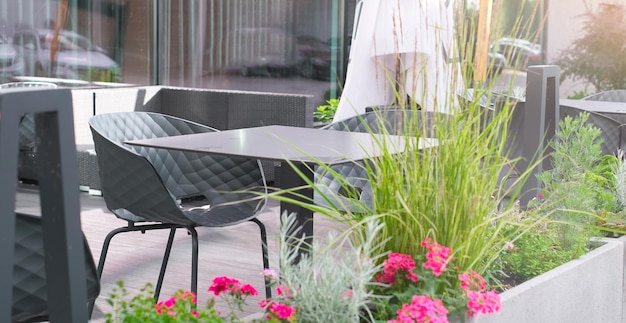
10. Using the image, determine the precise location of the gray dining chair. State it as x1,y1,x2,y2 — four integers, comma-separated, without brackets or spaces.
560,105,622,155
314,109,444,212
88,112,270,311
13,212,100,322
582,89,626,102
0,82,59,183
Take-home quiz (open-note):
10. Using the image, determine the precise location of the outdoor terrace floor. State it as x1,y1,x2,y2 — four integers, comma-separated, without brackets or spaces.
15,183,347,322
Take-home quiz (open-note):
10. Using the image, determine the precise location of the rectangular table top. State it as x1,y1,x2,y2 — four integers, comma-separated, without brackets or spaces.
126,125,436,165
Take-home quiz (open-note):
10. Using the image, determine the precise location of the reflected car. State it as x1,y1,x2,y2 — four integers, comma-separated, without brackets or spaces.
226,27,298,78
492,37,542,69
487,51,507,76
0,34,24,81
12,29,121,82
296,36,332,80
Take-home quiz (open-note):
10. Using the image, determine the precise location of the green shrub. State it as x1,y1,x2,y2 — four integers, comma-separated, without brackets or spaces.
313,98,339,124
497,112,616,284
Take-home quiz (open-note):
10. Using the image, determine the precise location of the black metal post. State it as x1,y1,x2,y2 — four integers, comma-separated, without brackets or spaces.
519,65,560,208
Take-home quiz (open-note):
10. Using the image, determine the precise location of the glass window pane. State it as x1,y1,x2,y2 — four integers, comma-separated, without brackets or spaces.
0,0,153,86
0,0,348,108
159,0,346,109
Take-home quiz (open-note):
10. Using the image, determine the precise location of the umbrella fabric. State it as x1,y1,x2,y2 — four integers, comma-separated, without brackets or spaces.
334,0,462,122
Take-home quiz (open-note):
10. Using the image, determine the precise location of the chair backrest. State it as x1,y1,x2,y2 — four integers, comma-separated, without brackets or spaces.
325,109,446,137
1,82,59,181
560,105,622,155
89,112,266,223
12,212,99,322
582,90,626,103
316,109,443,212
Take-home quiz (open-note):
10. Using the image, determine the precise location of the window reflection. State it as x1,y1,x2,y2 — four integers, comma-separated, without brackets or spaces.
0,0,346,107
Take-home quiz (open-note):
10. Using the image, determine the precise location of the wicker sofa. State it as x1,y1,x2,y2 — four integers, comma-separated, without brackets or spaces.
22,85,315,193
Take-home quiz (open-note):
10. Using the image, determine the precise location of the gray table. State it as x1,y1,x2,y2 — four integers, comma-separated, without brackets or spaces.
126,125,434,256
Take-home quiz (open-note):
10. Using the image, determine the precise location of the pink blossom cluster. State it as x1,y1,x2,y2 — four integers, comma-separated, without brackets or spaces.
466,291,501,317
376,252,419,285
389,295,449,323
154,290,200,317
459,270,501,317
386,239,501,322
420,238,453,276
259,299,297,322
208,276,258,296
458,270,486,292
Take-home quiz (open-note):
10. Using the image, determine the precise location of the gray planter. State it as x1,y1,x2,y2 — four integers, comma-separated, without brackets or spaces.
469,237,625,323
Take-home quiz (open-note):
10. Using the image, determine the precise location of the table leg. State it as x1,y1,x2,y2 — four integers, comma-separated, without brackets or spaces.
279,162,314,261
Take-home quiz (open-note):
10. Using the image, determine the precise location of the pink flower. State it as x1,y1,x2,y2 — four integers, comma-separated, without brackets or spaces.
341,289,354,299
240,283,259,296
208,276,240,296
376,253,418,285
389,295,449,323
259,299,296,321
179,290,197,303
268,302,296,320
537,193,544,199
276,285,292,298
421,238,453,276
262,268,278,280
459,270,487,292
191,310,200,317
258,299,272,309
155,297,177,316
163,297,176,308
466,291,501,317
505,241,515,251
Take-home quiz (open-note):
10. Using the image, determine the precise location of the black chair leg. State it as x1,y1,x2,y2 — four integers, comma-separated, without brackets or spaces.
185,226,199,302
154,228,177,300
250,218,271,299
88,225,135,317
88,223,184,318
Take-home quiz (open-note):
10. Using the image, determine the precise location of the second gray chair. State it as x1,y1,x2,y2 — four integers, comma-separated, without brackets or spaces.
88,112,271,309
582,89,626,102
314,109,444,212
13,212,100,322
0,82,58,183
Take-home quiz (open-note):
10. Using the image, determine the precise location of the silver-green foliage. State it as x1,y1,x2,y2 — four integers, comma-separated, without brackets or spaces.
612,150,626,209
538,112,615,218
277,212,386,323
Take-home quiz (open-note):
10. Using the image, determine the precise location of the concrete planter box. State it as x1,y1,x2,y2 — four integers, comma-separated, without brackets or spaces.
470,237,625,323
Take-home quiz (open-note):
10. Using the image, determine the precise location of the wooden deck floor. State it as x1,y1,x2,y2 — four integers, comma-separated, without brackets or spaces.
15,183,348,322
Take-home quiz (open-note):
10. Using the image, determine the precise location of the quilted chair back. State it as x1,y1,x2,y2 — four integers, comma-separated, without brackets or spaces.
325,109,444,136
315,109,442,212
12,212,99,322
89,112,265,224
0,82,58,182
582,90,626,103
560,105,622,155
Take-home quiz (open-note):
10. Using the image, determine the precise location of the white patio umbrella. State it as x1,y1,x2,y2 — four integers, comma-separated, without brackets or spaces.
333,0,462,122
